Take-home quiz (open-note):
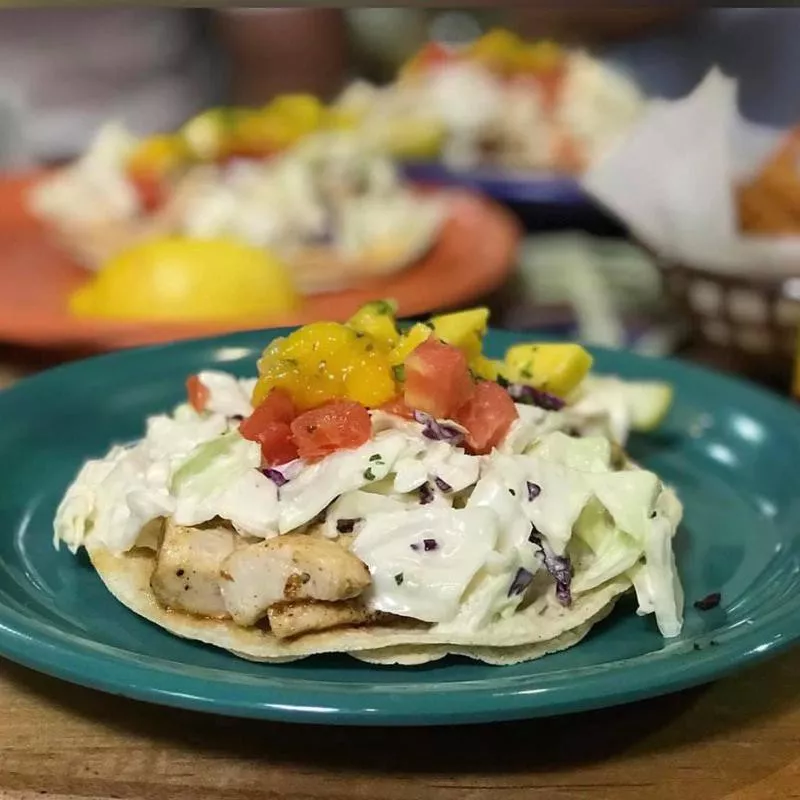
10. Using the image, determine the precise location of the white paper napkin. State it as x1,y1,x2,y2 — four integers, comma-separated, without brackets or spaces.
582,68,800,277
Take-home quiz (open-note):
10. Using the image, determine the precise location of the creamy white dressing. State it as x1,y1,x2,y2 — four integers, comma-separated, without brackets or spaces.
334,51,643,173
54,369,683,637
392,439,479,494
352,506,499,623
278,429,416,533
196,371,255,419
181,468,280,539
29,121,140,228
322,490,411,539
176,132,444,266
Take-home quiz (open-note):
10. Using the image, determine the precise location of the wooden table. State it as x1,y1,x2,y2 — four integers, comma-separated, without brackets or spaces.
2,348,800,800
3,649,800,800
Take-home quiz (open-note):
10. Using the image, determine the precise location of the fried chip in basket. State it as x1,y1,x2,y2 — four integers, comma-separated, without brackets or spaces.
736,127,800,235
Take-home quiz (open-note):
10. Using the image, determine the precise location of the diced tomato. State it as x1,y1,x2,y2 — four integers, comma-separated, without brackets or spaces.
255,422,298,466
404,337,474,420
129,173,167,213
240,388,296,439
507,66,565,113
291,400,372,461
403,42,457,77
186,374,210,413
417,41,455,71
378,395,415,420
453,380,519,455
552,132,585,173
239,388,298,465
219,144,276,163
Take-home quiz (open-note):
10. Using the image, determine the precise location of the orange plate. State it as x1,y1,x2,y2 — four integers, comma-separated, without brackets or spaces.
0,173,520,352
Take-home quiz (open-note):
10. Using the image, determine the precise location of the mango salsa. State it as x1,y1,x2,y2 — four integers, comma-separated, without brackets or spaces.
180,107,244,160
378,117,446,160
254,321,396,411
513,40,564,74
252,301,603,415
126,134,188,181
267,94,324,135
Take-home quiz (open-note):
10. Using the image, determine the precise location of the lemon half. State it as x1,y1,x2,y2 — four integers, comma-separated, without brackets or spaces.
70,237,299,322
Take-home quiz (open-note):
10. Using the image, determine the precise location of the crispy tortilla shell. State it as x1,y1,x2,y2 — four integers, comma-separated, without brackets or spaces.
87,542,629,665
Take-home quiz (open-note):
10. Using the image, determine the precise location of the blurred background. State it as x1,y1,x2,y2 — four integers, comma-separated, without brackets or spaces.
2,6,800,396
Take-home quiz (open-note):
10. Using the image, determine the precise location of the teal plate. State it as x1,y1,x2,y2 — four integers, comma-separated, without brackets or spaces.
1,327,800,726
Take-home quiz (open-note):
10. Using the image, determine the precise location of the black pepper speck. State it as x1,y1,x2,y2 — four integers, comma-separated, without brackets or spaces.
694,592,722,611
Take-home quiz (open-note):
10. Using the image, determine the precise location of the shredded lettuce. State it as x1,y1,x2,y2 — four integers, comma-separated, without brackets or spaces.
626,487,684,637
170,432,279,536
533,431,612,473
171,431,259,496
571,499,641,593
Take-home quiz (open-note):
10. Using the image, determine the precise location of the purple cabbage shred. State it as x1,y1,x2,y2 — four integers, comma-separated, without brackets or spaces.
693,592,722,611
527,481,542,501
505,383,565,411
261,467,289,488
508,567,535,597
410,538,439,552
412,411,465,446
419,482,434,505
336,518,361,534
529,526,573,606
434,476,452,493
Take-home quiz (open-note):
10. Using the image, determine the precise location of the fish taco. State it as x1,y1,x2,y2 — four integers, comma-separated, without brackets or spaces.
55,303,682,665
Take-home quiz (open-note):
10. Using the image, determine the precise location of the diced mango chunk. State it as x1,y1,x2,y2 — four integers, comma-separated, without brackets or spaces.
470,355,504,382
378,117,446,160
346,300,400,349
126,134,188,179
254,321,396,410
267,94,324,134
180,108,243,160
430,307,489,360
389,322,432,366
504,343,593,397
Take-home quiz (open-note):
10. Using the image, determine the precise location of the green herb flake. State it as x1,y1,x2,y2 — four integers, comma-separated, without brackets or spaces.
372,299,397,316
363,467,376,481
394,572,404,586
392,364,406,382
369,453,382,463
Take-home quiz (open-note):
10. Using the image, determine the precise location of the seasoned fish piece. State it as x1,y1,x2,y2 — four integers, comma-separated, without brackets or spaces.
150,519,235,618
267,599,373,639
220,533,371,626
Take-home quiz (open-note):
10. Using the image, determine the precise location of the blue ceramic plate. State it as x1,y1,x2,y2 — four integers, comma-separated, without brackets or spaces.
1,328,800,726
403,161,588,206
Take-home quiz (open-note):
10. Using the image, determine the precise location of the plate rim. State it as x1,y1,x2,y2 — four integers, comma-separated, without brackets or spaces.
0,174,520,351
2,328,800,725
402,161,589,206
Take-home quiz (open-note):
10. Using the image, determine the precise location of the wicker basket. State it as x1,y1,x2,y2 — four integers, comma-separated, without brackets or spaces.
659,260,800,384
